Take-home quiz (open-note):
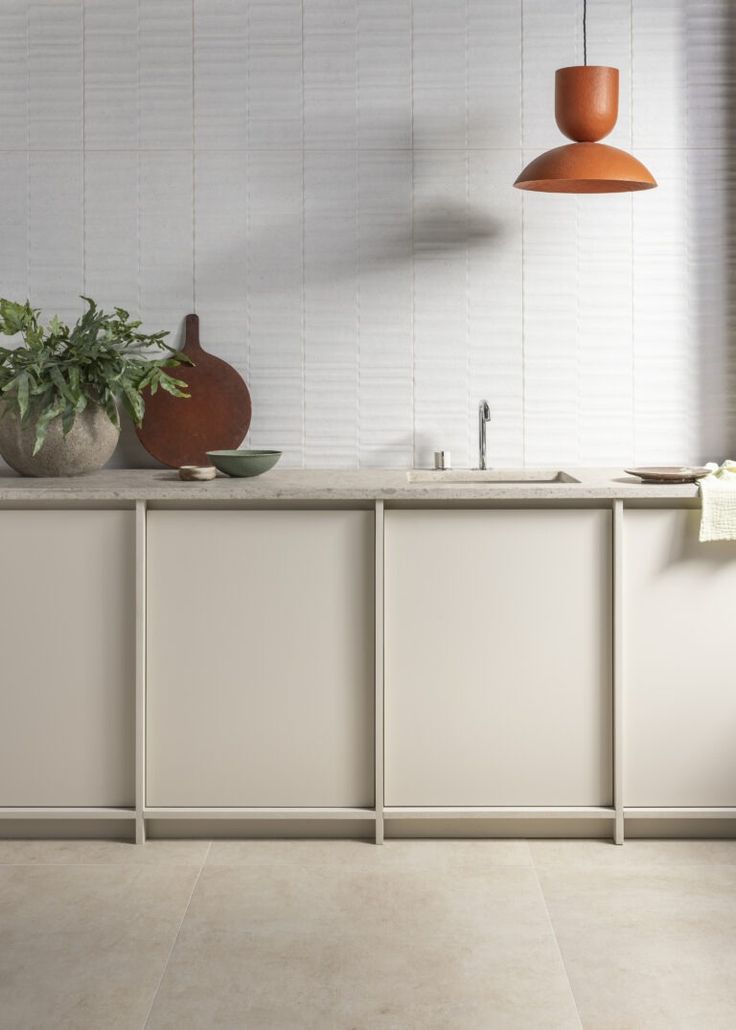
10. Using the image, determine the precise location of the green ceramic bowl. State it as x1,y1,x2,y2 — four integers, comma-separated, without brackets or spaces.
207,449,282,478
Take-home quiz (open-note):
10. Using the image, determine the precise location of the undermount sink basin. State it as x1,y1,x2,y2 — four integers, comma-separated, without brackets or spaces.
407,468,580,484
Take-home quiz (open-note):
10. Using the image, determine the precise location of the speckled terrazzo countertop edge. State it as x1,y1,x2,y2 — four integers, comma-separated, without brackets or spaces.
0,468,701,502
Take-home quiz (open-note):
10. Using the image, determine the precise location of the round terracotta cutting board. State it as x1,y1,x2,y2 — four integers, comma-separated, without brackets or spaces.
137,313,252,468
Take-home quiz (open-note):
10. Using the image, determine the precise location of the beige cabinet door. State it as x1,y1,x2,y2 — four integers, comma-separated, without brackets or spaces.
0,510,135,806
146,510,374,807
624,508,736,807
384,509,612,807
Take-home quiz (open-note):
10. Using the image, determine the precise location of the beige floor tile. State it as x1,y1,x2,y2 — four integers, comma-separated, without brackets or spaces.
538,863,736,1030
0,838,211,865
530,838,736,872
0,864,200,1029
147,843,579,1030
207,837,534,870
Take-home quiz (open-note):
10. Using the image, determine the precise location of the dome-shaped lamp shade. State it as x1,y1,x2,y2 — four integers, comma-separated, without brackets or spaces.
514,65,656,194
515,142,657,194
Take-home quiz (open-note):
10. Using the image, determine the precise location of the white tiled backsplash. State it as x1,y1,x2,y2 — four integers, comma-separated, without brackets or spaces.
1,0,734,469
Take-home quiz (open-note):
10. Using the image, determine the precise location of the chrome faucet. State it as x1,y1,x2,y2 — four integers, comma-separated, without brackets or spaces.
478,400,491,469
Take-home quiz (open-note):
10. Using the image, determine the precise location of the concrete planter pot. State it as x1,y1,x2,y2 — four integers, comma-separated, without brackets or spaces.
0,401,120,477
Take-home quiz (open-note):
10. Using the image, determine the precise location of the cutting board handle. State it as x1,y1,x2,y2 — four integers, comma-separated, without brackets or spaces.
183,313,204,356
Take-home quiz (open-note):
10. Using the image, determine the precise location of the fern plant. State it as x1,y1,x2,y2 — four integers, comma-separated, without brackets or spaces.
0,297,190,454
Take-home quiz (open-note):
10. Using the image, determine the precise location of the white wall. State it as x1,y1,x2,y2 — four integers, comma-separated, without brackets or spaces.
1,0,734,469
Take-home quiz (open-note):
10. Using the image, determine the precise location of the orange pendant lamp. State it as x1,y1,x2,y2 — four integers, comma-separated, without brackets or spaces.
514,3,656,193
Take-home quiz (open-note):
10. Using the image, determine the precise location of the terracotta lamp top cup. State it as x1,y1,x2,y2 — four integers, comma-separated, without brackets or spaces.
555,65,619,142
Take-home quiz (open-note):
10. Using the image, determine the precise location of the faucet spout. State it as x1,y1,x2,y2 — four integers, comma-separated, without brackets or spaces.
478,400,491,470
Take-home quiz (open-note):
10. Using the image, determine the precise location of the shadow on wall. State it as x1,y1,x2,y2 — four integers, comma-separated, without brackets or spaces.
200,144,503,296
112,132,507,469
187,203,500,302
692,2,736,463
15,107,507,474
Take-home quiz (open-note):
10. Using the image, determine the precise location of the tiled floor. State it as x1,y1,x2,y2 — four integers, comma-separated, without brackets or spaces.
1,840,736,1029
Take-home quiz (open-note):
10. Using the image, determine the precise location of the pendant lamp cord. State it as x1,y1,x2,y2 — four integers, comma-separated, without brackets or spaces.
583,0,587,65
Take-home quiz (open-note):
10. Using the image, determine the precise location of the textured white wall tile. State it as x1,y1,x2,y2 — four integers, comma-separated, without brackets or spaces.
84,0,138,148
632,148,694,463
303,0,357,149
0,2,28,149
139,0,193,149
685,1,732,150
194,0,249,149
632,0,686,150
248,1,302,148
412,0,467,150
29,151,83,318
193,149,248,368
84,151,138,308
139,152,193,339
413,148,469,467
522,185,579,465
357,0,411,149
358,150,413,466
304,149,359,466
29,1,83,149
246,150,304,463
690,148,736,461
4,0,735,469
577,194,634,464
467,0,521,150
0,153,28,299
467,149,523,466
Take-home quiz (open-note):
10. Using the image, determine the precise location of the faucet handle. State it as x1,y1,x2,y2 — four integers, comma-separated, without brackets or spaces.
479,400,491,422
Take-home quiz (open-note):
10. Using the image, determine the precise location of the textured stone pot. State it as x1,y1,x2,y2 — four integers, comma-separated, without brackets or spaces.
0,401,120,477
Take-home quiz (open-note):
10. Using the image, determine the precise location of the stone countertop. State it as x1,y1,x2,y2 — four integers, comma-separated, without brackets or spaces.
0,467,701,502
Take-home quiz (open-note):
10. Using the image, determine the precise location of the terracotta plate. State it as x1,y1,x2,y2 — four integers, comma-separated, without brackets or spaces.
624,466,710,484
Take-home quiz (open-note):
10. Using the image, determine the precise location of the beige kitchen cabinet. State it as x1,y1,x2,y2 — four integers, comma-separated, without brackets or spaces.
384,509,612,807
0,510,135,806
146,509,374,807
624,508,736,807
